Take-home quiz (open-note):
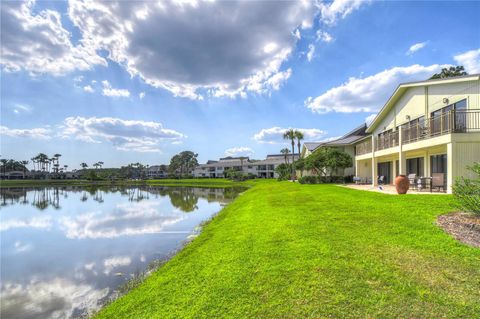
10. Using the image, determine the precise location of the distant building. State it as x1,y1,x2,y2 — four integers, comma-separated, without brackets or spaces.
145,165,169,179
193,154,299,178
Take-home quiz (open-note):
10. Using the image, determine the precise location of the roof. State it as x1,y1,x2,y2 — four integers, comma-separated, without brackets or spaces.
323,135,366,146
266,153,299,159
367,73,480,133
303,142,323,151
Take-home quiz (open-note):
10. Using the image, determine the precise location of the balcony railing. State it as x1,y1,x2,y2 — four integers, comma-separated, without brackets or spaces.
402,110,480,145
355,139,372,155
375,130,399,151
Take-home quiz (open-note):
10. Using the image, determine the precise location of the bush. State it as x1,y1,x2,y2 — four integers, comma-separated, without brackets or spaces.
298,175,347,184
453,163,480,216
275,163,292,181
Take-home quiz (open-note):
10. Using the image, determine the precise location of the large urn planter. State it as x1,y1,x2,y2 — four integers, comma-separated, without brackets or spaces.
395,175,410,194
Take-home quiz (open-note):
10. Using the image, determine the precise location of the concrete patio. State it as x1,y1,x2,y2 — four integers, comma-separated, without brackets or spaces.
341,184,448,195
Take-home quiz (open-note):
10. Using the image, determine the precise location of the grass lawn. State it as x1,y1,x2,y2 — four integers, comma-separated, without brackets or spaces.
95,181,480,318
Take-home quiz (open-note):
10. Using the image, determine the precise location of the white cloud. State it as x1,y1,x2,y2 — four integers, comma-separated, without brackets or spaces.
316,30,333,43
103,256,131,275
224,147,254,157
83,85,94,93
0,125,51,140
8,103,32,115
454,48,480,74
67,1,317,99
253,127,327,144
305,64,447,114
307,44,315,62
407,42,427,55
319,0,370,25
0,1,105,75
0,216,52,232
365,113,377,125
60,116,185,152
101,80,130,98
59,201,185,239
0,278,109,319
139,92,146,99
14,241,32,253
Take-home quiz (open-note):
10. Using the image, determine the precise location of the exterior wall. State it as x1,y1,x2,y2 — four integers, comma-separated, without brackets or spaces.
428,80,480,113
450,140,480,191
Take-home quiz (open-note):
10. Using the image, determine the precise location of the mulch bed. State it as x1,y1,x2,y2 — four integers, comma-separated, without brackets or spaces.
437,212,480,248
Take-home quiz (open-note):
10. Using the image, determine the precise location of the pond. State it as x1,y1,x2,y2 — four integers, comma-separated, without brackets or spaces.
0,185,244,319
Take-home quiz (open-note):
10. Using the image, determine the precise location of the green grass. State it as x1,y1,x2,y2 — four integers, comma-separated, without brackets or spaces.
0,178,253,189
95,182,479,318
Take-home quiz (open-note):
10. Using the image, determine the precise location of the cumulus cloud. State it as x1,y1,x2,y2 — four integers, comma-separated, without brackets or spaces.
0,216,52,232
224,147,254,157
0,0,105,75
316,30,334,43
253,127,327,144
59,116,185,152
67,0,317,99
305,64,447,114
83,85,94,93
101,80,130,98
406,42,427,55
319,0,370,25
59,201,185,239
0,278,109,319
365,113,377,125
0,125,51,140
454,48,480,74
307,44,315,62
103,256,131,275
139,92,146,99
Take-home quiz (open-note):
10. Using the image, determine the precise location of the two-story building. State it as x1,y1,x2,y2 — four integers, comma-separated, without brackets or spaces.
354,74,480,193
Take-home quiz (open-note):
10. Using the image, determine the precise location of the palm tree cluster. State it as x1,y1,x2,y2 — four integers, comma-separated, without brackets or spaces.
29,153,67,173
282,129,304,178
0,158,29,176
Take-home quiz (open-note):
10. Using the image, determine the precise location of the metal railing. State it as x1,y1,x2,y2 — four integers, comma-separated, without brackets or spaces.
402,110,480,145
375,130,399,151
355,139,372,155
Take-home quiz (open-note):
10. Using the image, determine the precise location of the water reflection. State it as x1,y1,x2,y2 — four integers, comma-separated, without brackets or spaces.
0,186,244,319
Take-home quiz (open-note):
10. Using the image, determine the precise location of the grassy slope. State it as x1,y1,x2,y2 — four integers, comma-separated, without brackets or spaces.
0,178,252,189
96,182,480,318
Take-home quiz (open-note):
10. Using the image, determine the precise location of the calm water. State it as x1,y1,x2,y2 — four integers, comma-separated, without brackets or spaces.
0,186,243,319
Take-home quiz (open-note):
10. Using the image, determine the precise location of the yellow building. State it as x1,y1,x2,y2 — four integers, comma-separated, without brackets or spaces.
354,74,480,193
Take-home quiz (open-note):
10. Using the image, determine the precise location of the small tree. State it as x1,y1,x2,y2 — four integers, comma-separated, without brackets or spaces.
275,163,292,181
304,147,353,177
453,163,480,216
430,66,467,79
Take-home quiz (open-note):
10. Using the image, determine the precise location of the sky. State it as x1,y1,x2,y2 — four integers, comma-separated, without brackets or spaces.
1,0,479,169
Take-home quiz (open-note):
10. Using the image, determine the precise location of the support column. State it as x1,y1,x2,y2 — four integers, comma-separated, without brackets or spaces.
371,135,377,186
447,142,454,194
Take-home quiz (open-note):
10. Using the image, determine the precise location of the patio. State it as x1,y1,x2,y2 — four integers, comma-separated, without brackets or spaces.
342,183,448,195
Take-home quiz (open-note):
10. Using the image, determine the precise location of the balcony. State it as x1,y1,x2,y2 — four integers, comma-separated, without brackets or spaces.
402,110,480,145
355,139,372,155
375,130,399,151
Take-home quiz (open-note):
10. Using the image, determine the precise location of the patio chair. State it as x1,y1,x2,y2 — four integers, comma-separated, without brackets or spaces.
378,176,385,185
407,173,416,190
432,173,445,192
353,176,362,184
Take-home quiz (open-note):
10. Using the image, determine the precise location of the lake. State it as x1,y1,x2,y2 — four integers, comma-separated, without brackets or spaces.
0,185,244,319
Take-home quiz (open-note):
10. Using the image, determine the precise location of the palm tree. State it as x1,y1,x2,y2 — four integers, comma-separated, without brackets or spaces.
98,161,104,169
21,160,29,178
294,130,304,159
283,129,296,179
53,154,61,173
80,162,88,170
280,148,290,165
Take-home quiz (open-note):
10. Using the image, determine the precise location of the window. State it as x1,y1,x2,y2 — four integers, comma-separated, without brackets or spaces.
406,157,424,176
430,154,447,174
430,99,467,134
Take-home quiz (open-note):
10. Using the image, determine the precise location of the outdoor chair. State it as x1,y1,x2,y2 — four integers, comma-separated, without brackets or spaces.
407,173,416,189
353,176,362,184
432,173,445,192
378,176,385,185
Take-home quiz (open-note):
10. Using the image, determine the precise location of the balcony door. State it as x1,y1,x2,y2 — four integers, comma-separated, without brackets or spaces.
430,154,447,188
407,157,424,177
378,162,392,184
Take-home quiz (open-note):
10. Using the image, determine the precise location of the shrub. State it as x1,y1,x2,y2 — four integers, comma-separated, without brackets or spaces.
453,163,480,216
275,163,292,181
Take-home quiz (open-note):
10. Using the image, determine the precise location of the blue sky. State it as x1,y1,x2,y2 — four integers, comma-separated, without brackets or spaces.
1,0,479,169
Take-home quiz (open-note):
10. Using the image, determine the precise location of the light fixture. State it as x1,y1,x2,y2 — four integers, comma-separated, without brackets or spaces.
406,115,411,121
443,98,449,104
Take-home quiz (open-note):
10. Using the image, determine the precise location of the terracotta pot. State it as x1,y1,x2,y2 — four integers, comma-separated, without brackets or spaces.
395,175,410,194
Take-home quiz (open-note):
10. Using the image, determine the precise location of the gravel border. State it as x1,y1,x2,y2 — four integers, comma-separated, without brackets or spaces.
437,212,480,248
